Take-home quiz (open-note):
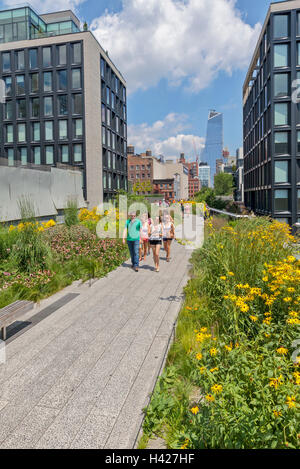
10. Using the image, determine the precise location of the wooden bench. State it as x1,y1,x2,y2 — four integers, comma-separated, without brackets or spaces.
0,301,34,341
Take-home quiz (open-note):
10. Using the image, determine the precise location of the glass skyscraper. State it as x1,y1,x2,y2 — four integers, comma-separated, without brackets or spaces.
202,110,223,187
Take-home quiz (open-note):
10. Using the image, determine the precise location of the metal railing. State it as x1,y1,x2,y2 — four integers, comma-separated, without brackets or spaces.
208,207,250,219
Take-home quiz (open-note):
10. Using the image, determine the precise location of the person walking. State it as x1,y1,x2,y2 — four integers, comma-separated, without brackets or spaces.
163,213,175,262
149,216,163,272
140,213,150,262
122,212,141,272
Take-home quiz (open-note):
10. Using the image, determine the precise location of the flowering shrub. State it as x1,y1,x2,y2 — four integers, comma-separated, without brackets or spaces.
9,220,56,233
142,218,300,449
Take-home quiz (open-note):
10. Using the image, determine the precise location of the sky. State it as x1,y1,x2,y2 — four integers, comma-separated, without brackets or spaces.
1,0,279,160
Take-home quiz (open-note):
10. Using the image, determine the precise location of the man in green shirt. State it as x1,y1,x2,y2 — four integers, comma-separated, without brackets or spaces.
122,212,142,271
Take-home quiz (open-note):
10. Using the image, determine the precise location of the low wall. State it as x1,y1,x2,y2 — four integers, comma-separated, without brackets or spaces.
0,166,86,222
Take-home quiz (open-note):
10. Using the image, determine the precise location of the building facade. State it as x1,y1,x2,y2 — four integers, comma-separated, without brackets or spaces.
0,6,127,207
243,0,300,226
178,153,200,198
202,110,223,187
199,162,211,188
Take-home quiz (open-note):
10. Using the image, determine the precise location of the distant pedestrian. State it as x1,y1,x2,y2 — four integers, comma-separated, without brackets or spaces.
163,213,175,262
149,216,163,272
122,212,141,272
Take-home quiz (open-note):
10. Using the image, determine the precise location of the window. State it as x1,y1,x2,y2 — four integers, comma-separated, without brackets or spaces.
111,92,115,110
72,69,81,89
18,123,26,142
103,172,107,189
116,116,119,133
61,145,69,163
102,104,106,123
29,49,38,69
31,98,40,118
297,43,300,66
2,52,10,72
58,45,67,65
7,148,14,166
6,124,13,143
43,47,52,67
274,15,288,39
275,132,289,154
107,109,111,126
298,190,300,212
74,144,82,162
4,77,12,97
58,95,68,115
102,125,106,145
45,121,54,141
73,43,81,64
107,129,111,147
45,146,54,165
16,50,24,70
274,189,289,211
31,73,39,93
32,122,40,141
298,131,300,153
75,119,83,138
275,160,288,183
33,146,41,165
274,73,288,97
59,120,68,139
16,75,25,95
274,103,288,126
43,72,52,92
274,44,289,67
44,96,53,116
57,70,67,90
17,99,26,118
20,148,27,165
72,94,82,114
106,86,110,105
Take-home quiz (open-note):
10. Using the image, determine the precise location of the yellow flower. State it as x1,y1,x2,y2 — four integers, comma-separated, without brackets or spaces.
249,315,258,322
269,375,284,389
210,348,218,357
286,396,296,409
262,276,269,282
191,406,199,415
220,276,227,281
196,353,203,361
199,366,206,374
225,343,233,352
277,347,288,356
205,394,215,402
211,384,223,394
228,272,235,277
210,367,218,373
283,297,292,303
8,225,15,232
273,410,282,418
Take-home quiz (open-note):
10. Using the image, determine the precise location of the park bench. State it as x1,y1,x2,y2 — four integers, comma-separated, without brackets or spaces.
0,300,34,341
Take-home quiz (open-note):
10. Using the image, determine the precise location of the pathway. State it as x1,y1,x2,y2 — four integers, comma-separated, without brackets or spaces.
0,242,191,449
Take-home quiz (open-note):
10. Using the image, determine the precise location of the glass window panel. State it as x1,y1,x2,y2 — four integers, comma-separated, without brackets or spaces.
31,73,39,93
106,86,110,105
31,98,39,118
59,120,68,139
2,52,10,71
274,103,288,125
274,189,289,211
274,73,288,97
29,49,37,69
73,43,81,64
61,145,69,163
274,15,288,38
45,146,54,165
45,121,53,141
298,190,300,212
275,132,289,154
20,147,27,165
72,94,82,114
5,101,13,120
7,148,14,166
275,160,288,183
74,144,82,162
72,69,81,89
4,24,12,42
58,45,67,65
102,125,106,145
33,146,41,165
107,109,111,126
33,122,40,141
4,76,12,96
43,47,52,67
111,92,115,109
58,95,68,115
57,70,67,90
274,44,288,67
101,57,105,77
17,99,26,118
103,172,107,189
6,124,13,143
16,50,25,70
44,96,53,116
43,71,52,91
102,104,106,123
18,123,26,142
16,75,25,94
75,119,82,138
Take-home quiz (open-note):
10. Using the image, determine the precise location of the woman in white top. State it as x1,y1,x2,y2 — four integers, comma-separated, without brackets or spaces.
139,213,150,262
149,216,163,272
162,214,175,262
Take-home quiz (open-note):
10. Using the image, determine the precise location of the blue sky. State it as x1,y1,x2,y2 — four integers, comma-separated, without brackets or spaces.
1,0,277,159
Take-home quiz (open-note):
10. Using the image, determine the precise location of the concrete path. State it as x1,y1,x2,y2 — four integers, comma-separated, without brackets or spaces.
0,242,191,449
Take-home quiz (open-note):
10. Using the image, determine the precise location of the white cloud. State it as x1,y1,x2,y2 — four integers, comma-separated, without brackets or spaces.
91,0,261,94
128,113,205,160
3,0,85,14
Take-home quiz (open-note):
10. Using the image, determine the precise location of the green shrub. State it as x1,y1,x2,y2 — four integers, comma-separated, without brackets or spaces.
64,199,79,227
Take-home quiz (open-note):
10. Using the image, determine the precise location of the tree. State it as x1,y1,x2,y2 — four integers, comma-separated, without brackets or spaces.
214,172,234,196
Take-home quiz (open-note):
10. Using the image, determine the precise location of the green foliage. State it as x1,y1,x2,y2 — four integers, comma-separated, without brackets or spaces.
64,199,79,227
195,188,226,210
214,172,234,196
